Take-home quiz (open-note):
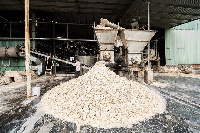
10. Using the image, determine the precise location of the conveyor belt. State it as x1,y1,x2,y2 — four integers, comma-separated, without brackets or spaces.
30,50,91,69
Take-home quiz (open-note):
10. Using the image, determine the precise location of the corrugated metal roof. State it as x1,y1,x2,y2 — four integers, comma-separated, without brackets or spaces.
0,0,200,28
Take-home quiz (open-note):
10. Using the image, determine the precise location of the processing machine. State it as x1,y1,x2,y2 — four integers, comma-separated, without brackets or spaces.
94,18,157,82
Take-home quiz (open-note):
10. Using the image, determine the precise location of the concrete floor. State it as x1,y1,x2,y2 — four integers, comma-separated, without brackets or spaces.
0,72,200,133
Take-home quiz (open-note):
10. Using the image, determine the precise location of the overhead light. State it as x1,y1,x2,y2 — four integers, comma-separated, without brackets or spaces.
55,22,57,23
57,37,62,38
52,20,54,22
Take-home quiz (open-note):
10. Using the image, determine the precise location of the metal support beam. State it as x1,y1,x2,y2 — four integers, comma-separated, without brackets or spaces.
53,24,56,56
25,0,31,97
144,1,153,84
31,12,36,49
155,40,158,58
66,24,68,39
0,21,95,25
66,24,69,52
54,61,56,76
10,21,11,38
0,37,97,42
147,1,150,69
93,22,95,40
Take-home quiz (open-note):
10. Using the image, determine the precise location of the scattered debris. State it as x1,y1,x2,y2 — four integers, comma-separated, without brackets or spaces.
158,66,181,73
3,70,38,83
0,77,12,85
39,61,166,129
158,65,195,74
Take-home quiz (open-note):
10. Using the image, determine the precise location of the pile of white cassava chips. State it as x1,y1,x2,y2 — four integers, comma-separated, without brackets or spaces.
39,61,166,129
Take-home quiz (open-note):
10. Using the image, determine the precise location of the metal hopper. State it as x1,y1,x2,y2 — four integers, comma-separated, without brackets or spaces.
120,29,156,65
94,28,118,62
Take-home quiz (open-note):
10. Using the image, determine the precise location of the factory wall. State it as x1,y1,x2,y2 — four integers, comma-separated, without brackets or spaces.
165,19,200,65
0,40,24,47
0,41,25,74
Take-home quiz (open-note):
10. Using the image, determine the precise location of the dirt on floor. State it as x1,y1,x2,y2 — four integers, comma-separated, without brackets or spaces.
0,73,74,114
0,72,200,133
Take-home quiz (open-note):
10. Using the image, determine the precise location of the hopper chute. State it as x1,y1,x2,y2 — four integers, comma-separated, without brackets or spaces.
94,28,118,62
94,18,156,65
120,29,156,65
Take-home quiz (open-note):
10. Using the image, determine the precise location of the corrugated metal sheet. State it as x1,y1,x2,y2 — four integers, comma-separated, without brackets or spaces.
2,0,200,28
173,19,200,30
165,28,200,65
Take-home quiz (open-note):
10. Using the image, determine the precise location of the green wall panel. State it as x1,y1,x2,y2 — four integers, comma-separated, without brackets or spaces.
0,41,25,75
0,41,24,47
165,28,200,65
173,19,200,30
0,58,25,74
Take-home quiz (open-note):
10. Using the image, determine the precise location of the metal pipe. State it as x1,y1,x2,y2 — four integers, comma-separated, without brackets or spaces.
25,0,31,97
156,40,158,57
31,12,36,49
54,61,56,76
0,37,97,42
154,41,156,55
94,22,96,40
53,24,56,56
10,21,11,38
66,23,68,58
148,2,150,31
67,24,68,39
0,21,94,25
147,1,150,69
106,22,124,31
101,18,124,31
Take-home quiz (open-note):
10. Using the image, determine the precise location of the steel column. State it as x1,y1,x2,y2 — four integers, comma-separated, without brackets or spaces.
147,1,150,69
53,24,56,56
94,22,96,40
10,21,11,38
67,24,69,48
31,12,36,49
25,0,31,97
67,24,68,39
